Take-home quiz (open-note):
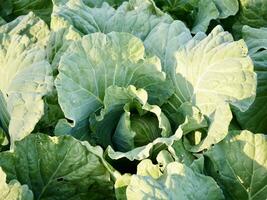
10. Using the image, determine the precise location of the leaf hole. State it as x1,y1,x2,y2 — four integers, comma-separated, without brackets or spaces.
257,48,266,53
66,118,74,124
57,177,64,182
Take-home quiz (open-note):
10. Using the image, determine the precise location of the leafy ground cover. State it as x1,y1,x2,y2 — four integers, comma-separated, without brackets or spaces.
0,0,266,199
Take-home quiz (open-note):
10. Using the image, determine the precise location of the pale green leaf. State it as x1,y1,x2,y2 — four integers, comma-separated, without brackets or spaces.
156,149,175,170
191,0,219,33
136,159,162,179
126,162,224,200
55,32,172,128
213,0,239,18
144,21,192,75
52,0,172,40
0,34,53,143
48,28,81,72
0,12,50,46
184,103,232,152
165,101,232,152
205,130,267,200
173,25,256,115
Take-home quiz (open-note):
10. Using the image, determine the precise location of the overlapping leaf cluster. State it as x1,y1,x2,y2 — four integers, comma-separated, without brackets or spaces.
0,0,266,199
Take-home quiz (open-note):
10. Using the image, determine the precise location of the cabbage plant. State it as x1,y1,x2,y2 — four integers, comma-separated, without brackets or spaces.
0,0,266,200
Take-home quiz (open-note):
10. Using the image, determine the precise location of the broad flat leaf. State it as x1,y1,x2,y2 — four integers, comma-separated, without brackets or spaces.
173,25,256,115
144,21,192,75
0,167,33,200
162,25,255,151
90,85,171,150
52,0,114,34
0,12,50,46
213,0,239,18
126,162,224,200
55,32,172,128
235,25,267,133
205,130,267,200
0,33,53,143
54,118,91,141
0,133,115,200
191,0,219,33
52,0,172,40
52,0,192,75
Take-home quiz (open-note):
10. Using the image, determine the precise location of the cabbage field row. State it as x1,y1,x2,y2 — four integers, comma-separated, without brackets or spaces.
0,0,266,199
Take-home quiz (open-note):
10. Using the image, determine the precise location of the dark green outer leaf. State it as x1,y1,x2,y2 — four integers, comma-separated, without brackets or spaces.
233,0,267,36
0,133,115,200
